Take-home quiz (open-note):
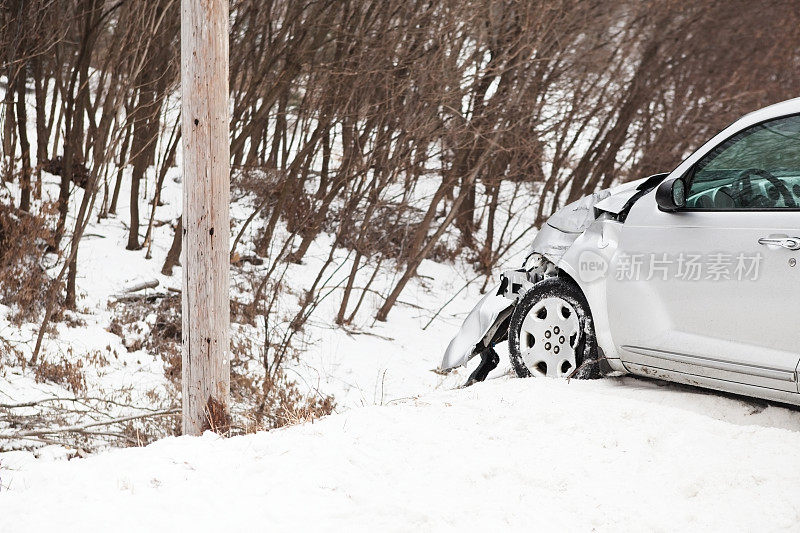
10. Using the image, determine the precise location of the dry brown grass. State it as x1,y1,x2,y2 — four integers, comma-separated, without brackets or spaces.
0,201,58,324
32,355,86,395
109,294,335,436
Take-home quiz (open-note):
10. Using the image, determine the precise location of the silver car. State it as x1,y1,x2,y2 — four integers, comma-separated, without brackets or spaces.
442,98,800,406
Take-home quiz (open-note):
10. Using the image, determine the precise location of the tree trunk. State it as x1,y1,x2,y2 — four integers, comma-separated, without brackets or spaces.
110,119,132,215
455,175,476,246
145,127,180,258
162,217,182,275
32,56,48,200
54,0,96,250
15,69,32,212
126,77,158,250
2,67,16,176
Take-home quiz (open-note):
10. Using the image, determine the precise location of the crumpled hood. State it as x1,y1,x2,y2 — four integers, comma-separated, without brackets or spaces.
545,177,647,234
546,190,611,234
531,177,650,263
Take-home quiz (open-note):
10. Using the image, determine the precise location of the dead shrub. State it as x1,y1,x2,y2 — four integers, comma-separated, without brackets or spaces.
109,294,182,386
0,201,58,324
330,202,424,260
33,356,86,394
109,294,335,433
284,189,313,235
232,357,336,432
429,238,461,264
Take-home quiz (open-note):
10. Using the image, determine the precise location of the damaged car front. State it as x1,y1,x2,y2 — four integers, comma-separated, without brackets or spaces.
441,173,668,385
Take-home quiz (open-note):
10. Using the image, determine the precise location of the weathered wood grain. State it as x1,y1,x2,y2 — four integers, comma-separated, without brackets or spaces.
180,0,230,436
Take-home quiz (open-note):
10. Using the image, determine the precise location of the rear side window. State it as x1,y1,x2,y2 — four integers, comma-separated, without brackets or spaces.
686,114,800,209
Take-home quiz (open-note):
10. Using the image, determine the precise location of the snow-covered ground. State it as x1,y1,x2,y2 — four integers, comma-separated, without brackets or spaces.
3,376,800,531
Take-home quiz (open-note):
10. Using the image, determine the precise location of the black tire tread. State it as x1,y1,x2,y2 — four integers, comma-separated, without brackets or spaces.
508,276,601,380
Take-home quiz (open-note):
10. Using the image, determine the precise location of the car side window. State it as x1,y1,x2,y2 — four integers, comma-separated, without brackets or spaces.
685,114,800,209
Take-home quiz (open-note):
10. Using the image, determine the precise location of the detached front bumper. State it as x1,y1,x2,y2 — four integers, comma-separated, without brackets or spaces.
440,269,538,371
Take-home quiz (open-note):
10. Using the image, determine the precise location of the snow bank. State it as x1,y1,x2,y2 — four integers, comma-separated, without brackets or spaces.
3,376,799,531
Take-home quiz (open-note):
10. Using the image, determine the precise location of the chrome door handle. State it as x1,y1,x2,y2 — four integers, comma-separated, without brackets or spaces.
758,236,800,250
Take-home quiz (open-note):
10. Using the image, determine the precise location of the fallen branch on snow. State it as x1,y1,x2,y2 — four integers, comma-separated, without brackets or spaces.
0,408,179,439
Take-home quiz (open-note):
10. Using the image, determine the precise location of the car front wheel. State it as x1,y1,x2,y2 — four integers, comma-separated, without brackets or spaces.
508,276,600,379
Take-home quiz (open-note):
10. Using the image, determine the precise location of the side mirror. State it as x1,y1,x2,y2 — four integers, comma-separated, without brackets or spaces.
656,177,686,212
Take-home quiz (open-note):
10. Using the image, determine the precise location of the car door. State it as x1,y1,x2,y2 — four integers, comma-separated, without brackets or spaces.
607,113,800,393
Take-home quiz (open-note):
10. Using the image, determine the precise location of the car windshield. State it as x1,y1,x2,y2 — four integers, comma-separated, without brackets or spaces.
685,115,800,208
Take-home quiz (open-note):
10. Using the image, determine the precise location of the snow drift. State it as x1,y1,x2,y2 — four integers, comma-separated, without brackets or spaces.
3,376,799,531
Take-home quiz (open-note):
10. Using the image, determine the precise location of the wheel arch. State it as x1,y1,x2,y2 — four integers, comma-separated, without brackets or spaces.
553,224,627,374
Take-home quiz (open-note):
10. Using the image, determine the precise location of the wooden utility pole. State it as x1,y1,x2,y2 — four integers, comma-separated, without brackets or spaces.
180,0,230,435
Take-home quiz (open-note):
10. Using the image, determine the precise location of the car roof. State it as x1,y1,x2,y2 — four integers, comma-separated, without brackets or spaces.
737,97,800,126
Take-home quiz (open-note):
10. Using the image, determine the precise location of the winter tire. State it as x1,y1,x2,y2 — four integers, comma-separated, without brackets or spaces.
508,276,601,379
